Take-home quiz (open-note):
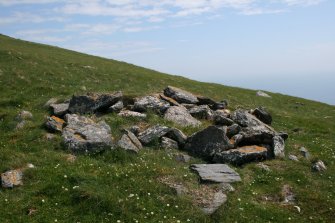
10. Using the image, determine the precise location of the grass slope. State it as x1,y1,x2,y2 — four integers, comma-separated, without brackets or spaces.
0,34,334,223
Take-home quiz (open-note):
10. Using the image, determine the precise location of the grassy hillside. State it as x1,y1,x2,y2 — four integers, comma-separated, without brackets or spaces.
0,34,334,223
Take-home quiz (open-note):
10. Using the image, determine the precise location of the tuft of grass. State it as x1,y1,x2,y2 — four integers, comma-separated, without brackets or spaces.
0,34,334,222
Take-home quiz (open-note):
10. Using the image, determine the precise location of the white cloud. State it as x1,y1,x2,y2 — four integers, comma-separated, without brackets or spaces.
0,0,61,6
0,12,65,25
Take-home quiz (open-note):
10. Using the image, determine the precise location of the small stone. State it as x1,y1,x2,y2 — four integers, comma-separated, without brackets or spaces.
272,135,285,158
108,101,123,113
16,110,33,121
50,103,69,116
188,105,214,120
118,110,147,118
161,137,179,150
281,184,295,204
1,169,23,188
26,163,35,169
45,133,56,141
44,98,58,108
256,90,271,98
299,147,310,159
288,154,299,162
174,154,191,163
201,191,227,215
221,183,235,192
312,160,327,172
45,116,65,132
118,134,142,153
256,163,271,172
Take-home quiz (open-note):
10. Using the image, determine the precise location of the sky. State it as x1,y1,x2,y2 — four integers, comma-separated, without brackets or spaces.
0,0,334,105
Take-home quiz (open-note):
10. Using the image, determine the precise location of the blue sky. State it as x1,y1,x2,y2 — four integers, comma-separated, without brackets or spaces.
1,0,334,104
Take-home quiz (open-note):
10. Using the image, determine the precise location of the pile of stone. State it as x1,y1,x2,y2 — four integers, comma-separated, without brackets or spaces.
44,86,288,166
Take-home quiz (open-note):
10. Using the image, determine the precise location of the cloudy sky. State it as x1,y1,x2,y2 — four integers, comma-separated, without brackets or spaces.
1,0,334,104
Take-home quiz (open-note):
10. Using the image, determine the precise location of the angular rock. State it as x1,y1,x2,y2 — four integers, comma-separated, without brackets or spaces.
213,100,228,110
164,86,199,104
16,110,33,121
50,103,69,116
68,91,122,114
272,135,285,158
226,124,241,138
128,125,141,136
196,96,216,106
231,109,260,127
312,160,327,172
133,95,170,113
229,134,244,147
44,98,58,108
288,154,299,161
252,107,272,125
213,145,268,166
118,132,142,153
278,132,289,141
181,103,196,109
256,90,271,98
201,191,227,215
118,110,147,118
1,169,23,188
62,114,113,154
164,106,201,127
166,128,188,146
190,164,241,183
299,147,310,159
108,100,123,113
184,126,232,160
188,105,214,120
174,154,191,163
221,183,235,192
161,137,179,150
214,114,234,126
137,125,170,145
159,94,180,106
45,115,65,132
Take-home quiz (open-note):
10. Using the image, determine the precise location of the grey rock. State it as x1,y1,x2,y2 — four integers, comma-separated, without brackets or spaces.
188,105,214,120
288,154,299,161
108,100,124,113
118,110,147,118
125,130,142,149
299,147,310,159
1,169,23,188
272,135,285,158
231,109,262,128
50,103,69,116
62,114,113,154
133,95,170,113
44,98,58,108
214,113,234,126
164,86,199,104
213,145,268,166
278,132,289,141
184,126,232,160
181,103,196,109
166,128,188,146
213,100,228,110
159,94,180,106
137,125,170,145
256,90,271,98
196,96,216,106
191,164,241,183
252,107,272,125
174,154,191,163
45,133,56,141
118,132,142,153
221,183,235,192
229,134,244,147
201,191,227,215
16,110,33,121
45,115,65,132
161,137,179,150
312,160,327,172
128,125,140,136
15,120,26,130
164,106,201,127
68,91,122,114
226,124,241,138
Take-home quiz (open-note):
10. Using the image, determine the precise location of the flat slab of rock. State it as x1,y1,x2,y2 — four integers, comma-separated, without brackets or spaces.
138,125,170,145
62,114,113,154
213,145,268,166
1,169,23,188
133,95,170,113
184,126,232,160
164,106,201,127
50,103,69,116
201,191,227,215
118,110,146,118
69,91,122,114
164,86,199,104
190,164,241,183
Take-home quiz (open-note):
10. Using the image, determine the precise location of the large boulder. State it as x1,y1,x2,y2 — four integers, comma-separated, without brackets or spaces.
190,164,241,183
62,114,113,154
68,91,122,114
184,126,233,160
213,145,268,165
164,106,201,127
133,95,170,113
252,107,272,125
137,125,170,145
164,86,199,104
188,105,214,120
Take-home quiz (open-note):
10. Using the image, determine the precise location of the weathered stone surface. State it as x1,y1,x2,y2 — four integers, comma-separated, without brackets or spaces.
214,114,234,126
133,95,170,113
16,110,33,121
299,147,310,159
159,94,180,106
229,134,244,147
213,145,268,166
288,154,299,161
226,124,241,138
213,100,228,110
166,128,188,146
62,114,113,154
196,96,216,106
164,86,199,104
128,125,141,136
118,110,147,118
190,164,241,183
281,184,295,204
161,137,179,150
50,103,69,116
278,132,289,141
44,98,58,108
108,100,123,113
45,115,65,132
45,133,56,141
252,107,272,125
174,154,191,163
231,109,259,127
312,160,327,172
188,105,214,120
1,169,23,188
221,183,235,192
272,135,285,158
164,106,201,127
137,125,170,145
68,91,122,114
256,90,271,98
201,191,227,215
118,132,142,153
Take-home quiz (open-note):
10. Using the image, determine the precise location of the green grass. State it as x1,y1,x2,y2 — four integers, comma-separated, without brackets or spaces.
0,34,334,223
